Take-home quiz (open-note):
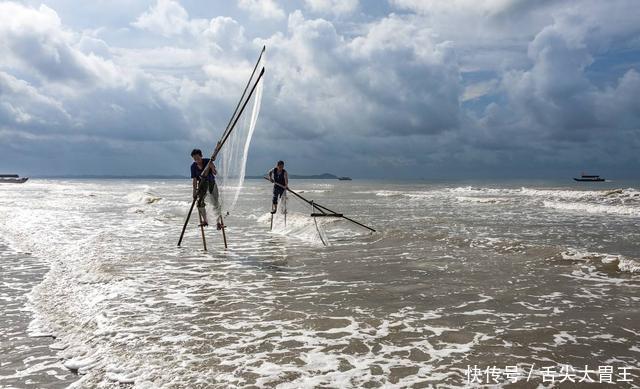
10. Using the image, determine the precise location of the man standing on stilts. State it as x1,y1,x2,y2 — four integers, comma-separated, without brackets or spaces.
190,148,223,229
268,160,288,214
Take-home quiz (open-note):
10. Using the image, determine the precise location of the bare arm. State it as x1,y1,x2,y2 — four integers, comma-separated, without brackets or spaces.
284,171,288,188
208,160,217,175
268,169,274,182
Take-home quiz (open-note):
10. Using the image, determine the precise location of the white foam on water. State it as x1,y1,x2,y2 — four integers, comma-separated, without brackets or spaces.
259,212,327,246
1,179,638,388
374,190,405,197
618,258,640,274
456,196,507,204
125,187,163,204
543,200,640,216
560,249,640,275
560,249,621,262
297,189,331,193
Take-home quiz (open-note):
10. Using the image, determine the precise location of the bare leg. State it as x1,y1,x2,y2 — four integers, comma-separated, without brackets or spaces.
210,182,222,219
197,206,208,226
197,183,209,226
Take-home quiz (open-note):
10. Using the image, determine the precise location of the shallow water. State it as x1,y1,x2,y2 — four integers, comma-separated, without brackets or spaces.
0,179,638,387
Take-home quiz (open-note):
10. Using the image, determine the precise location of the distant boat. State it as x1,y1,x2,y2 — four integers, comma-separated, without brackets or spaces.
573,173,604,182
337,176,352,181
0,174,29,184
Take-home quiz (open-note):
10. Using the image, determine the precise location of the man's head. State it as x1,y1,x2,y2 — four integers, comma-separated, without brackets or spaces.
276,160,284,171
191,149,203,162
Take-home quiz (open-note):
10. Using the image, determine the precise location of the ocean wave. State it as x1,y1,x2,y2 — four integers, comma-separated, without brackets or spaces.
448,186,514,196
543,200,640,217
455,196,506,204
618,259,640,274
560,249,639,274
125,187,163,204
297,189,331,194
374,190,405,197
448,186,640,203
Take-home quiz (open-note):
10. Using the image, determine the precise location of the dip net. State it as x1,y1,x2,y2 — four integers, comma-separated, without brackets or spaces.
216,51,265,216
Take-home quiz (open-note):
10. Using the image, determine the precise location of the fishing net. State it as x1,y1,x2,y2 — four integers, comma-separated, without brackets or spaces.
268,185,338,246
216,55,265,216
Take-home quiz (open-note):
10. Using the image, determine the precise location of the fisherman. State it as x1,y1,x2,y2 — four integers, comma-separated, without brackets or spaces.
268,160,288,214
190,148,222,229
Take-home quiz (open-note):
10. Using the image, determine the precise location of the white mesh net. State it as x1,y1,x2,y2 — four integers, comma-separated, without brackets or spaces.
216,57,265,216
268,186,335,246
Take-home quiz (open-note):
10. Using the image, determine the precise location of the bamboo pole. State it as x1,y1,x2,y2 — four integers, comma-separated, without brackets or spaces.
178,193,197,246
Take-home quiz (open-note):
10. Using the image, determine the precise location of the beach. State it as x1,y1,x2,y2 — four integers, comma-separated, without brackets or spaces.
0,243,77,387
0,178,638,387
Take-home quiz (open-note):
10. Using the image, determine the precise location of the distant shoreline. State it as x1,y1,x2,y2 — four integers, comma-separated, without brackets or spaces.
33,173,345,180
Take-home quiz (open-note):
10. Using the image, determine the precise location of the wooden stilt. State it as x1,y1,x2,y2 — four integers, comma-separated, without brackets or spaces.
219,215,228,249
270,212,273,231
197,210,207,251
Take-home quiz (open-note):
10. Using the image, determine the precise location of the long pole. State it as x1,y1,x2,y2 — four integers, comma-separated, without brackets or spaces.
219,46,265,141
177,196,197,246
263,177,376,232
202,67,265,177
177,50,266,248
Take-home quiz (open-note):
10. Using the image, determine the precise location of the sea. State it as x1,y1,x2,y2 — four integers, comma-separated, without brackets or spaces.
0,178,638,388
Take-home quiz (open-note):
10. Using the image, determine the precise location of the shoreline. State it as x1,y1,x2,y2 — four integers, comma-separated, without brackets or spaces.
0,242,77,388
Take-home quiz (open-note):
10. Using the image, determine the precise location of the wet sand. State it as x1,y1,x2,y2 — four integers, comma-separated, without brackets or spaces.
0,243,77,388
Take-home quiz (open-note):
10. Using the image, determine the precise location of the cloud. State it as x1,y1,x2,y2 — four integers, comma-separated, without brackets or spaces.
304,0,358,16
258,11,461,143
237,0,285,21
462,80,498,102
0,2,110,84
487,4,640,146
203,17,247,53
0,71,73,128
1,0,639,177
131,0,205,37
0,2,191,145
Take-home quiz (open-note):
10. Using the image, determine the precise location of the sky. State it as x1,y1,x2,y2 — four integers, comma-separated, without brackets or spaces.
0,0,639,179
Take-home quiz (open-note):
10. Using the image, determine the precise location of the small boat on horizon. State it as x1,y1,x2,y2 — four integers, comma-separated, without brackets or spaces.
573,173,605,182
337,176,352,181
0,174,29,184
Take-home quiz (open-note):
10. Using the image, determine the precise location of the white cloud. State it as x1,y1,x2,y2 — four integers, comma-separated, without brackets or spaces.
304,0,358,16
489,3,640,144
0,2,191,144
1,0,639,176
132,0,207,37
203,17,246,53
237,0,285,21
0,71,73,127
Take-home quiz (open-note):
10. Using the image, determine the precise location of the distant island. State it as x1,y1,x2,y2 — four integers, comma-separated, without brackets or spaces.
246,173,350,180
